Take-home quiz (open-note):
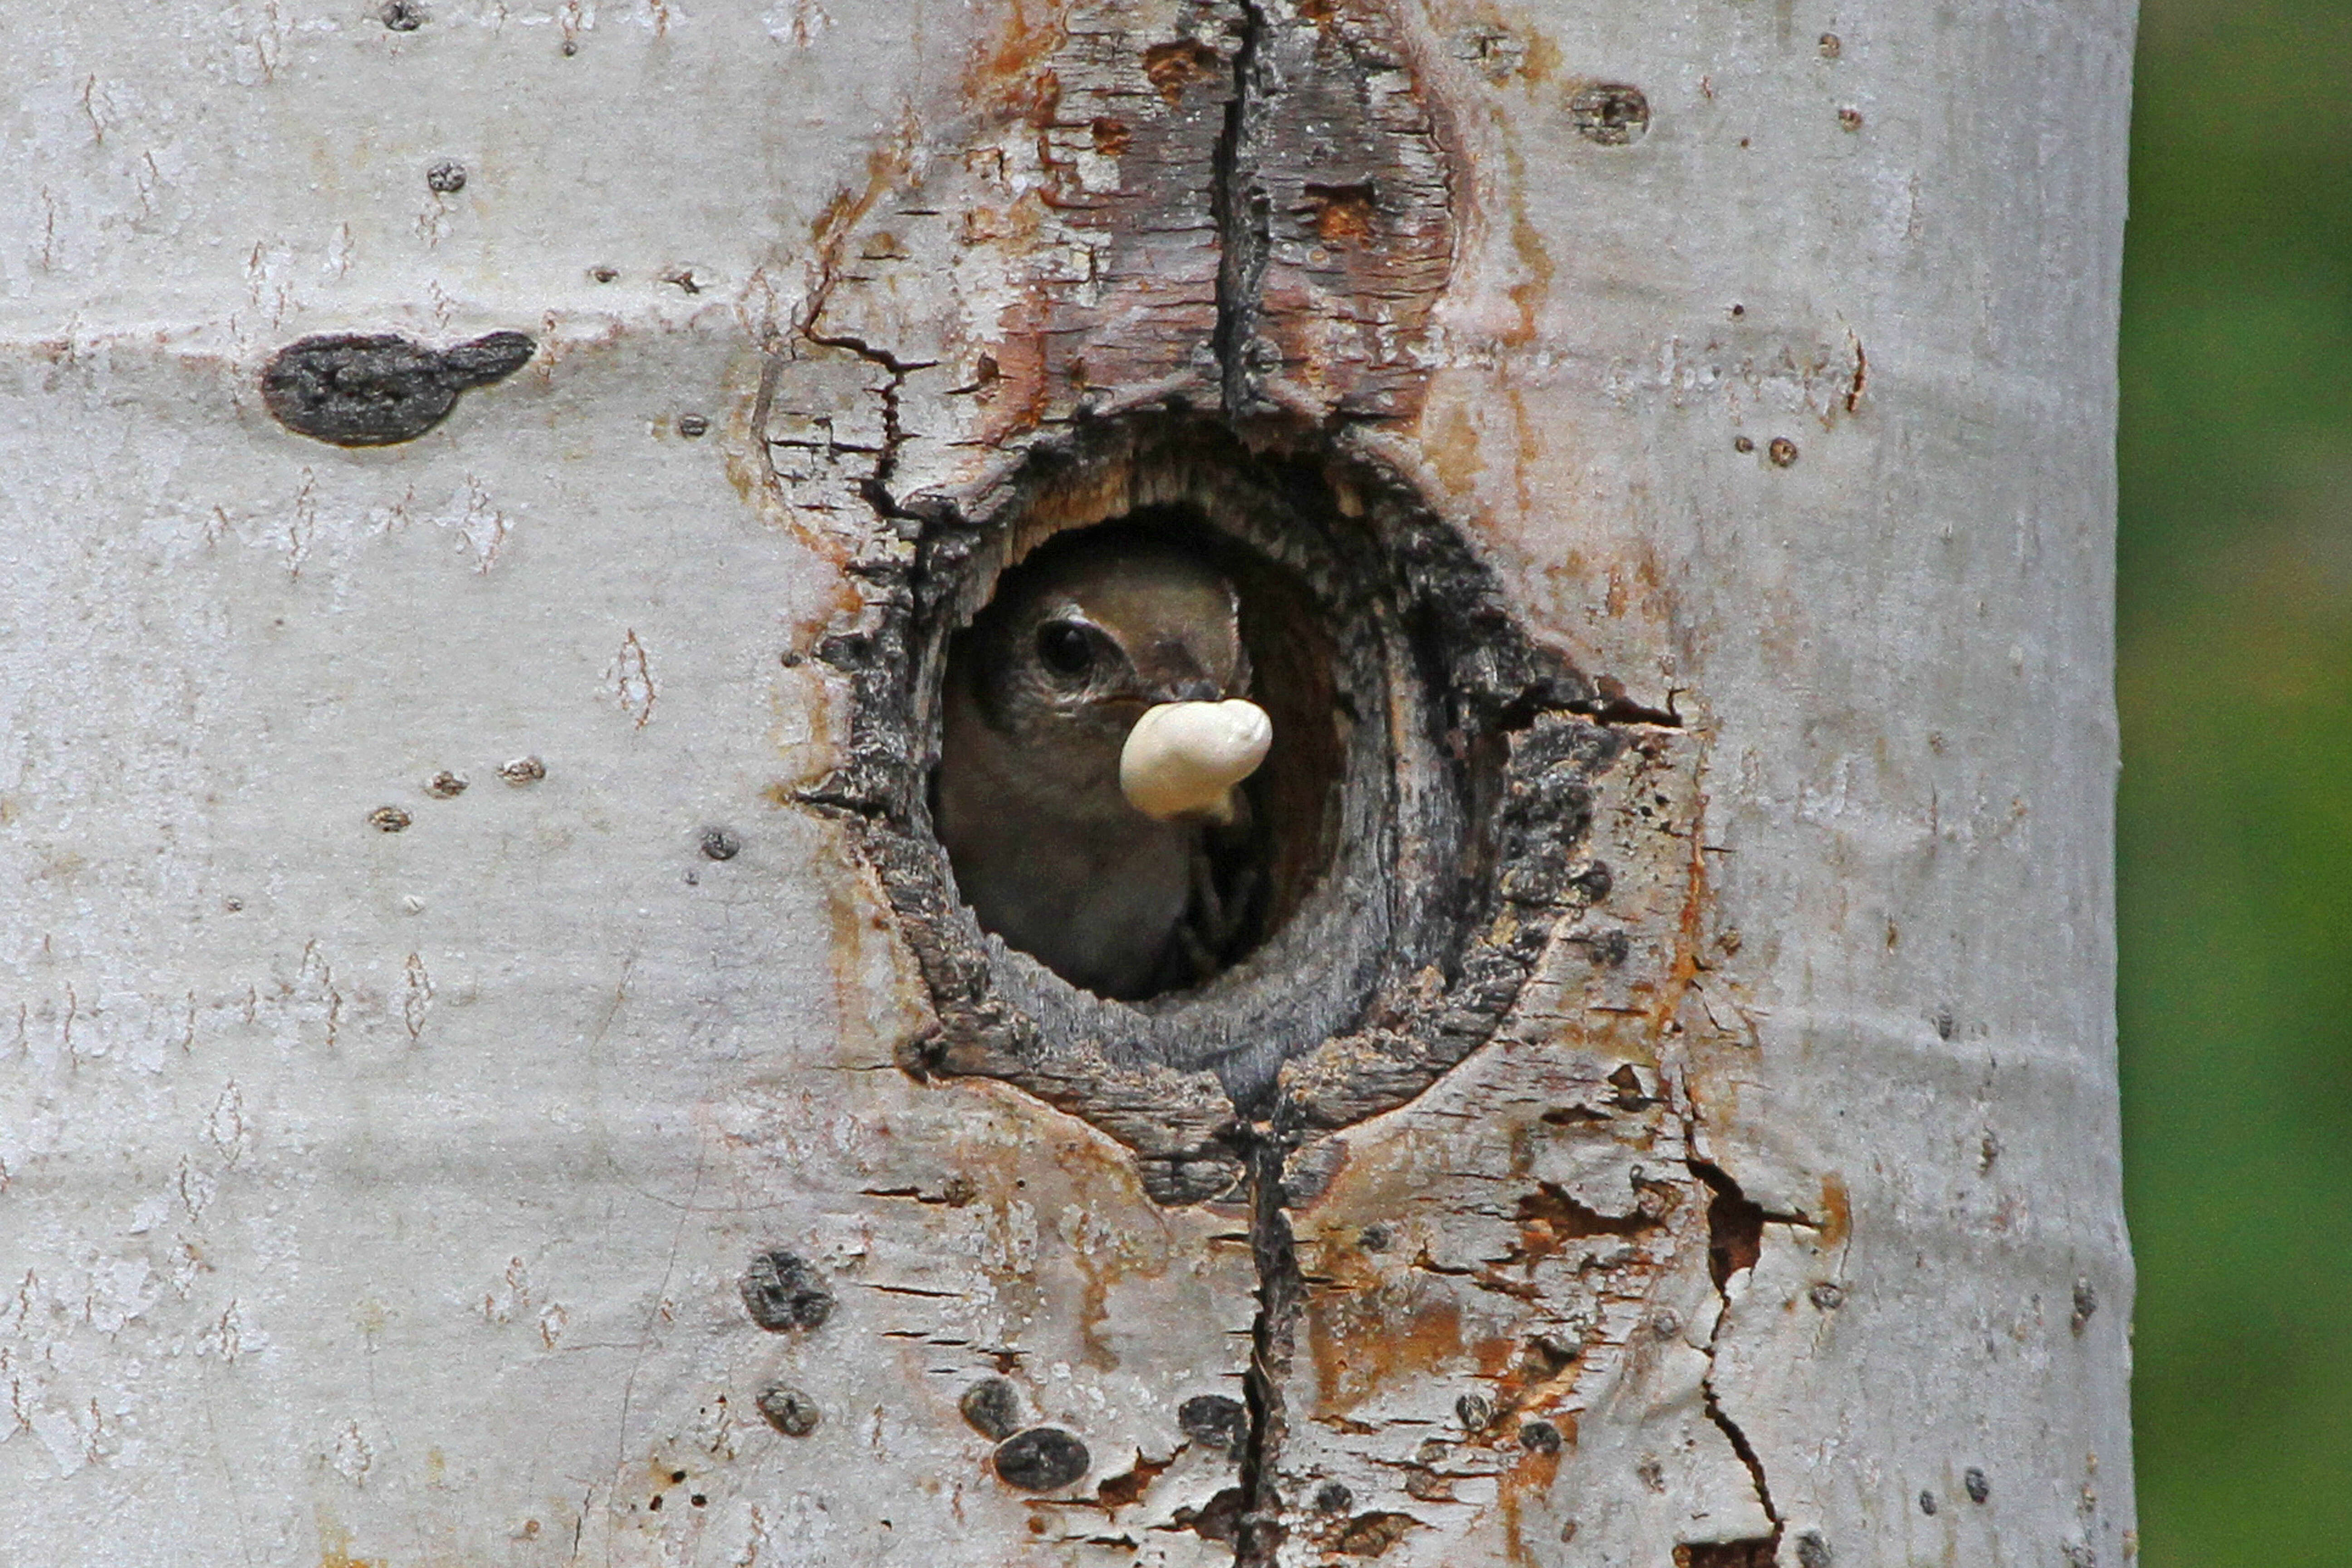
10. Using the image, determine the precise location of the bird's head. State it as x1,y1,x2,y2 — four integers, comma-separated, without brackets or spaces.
960,530,1269,821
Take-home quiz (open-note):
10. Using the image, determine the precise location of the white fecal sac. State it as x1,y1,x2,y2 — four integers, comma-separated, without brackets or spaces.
1118,699,1273,823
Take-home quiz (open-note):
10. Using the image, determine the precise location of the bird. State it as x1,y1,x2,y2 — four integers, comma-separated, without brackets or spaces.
934,526,1274,1001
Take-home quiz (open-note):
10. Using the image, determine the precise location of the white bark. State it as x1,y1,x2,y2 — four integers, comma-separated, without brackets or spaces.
1,3,2134,1567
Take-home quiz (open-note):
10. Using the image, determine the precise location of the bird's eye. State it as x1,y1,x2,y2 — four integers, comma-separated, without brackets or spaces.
1036,620,1096,679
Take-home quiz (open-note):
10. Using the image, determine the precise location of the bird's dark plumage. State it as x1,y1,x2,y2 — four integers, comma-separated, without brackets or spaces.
936,529,1254,1000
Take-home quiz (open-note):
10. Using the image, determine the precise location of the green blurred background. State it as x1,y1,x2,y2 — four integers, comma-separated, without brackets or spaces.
2121,1,2352,1562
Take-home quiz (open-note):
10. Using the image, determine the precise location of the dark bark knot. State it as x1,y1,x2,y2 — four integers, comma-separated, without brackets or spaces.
260,330,534,446
992,1426,1091,1492
1179,1393,1250,1460
755,1385,821,1437
1569,82,1651,145
737,1249,834,1332
959,1377,1023,1441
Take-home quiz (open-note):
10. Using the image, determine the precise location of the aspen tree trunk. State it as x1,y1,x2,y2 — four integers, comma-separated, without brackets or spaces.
0,4,2135,1567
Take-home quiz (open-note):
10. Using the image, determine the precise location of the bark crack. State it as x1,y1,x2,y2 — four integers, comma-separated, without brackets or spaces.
784,5,1533,1541
1212,8,1304,1553
1212,0,1272,420
799,327,926,517
1690,1155,1786,1558
1234,1128,1301,1568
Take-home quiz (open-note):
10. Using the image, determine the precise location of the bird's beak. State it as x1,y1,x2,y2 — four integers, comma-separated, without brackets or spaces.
1119,699,1273,823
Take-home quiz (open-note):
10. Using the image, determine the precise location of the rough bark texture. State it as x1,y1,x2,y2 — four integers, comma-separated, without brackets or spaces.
0,3,2134,1567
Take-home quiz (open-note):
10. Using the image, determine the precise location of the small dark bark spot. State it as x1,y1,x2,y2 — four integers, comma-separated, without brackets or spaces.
1570,83,1651,144
960,1377,1022,1440
756,1385,820,1436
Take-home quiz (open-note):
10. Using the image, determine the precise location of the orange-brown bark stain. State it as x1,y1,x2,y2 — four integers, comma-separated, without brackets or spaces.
720,343,783,514
1140,38,1221,104
807,825,937,1074
966,0,1075,119
822,846,878,1008
1061,1209,1123,1372
1500,381,1539,523
1816,1173,1852,1250
1497,1443,1564,1566
1496,132,1554,350
313,1518,384,1568
1046,1131,1175,1371
1656,759,1715,1034
1307,1277,1469,1418
975,287,1063,443
765,665,840,794
1421,391,1486,504
807,137,916,274
1519,21,1562,84
1306,183,1379,244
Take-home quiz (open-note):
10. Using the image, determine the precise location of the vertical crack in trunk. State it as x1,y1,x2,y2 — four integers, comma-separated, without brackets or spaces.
1690,1156,1787,1556
1235,1128,1301,1567
1211,6,1294,1556
798,327,921,518
1212,0,1272,420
